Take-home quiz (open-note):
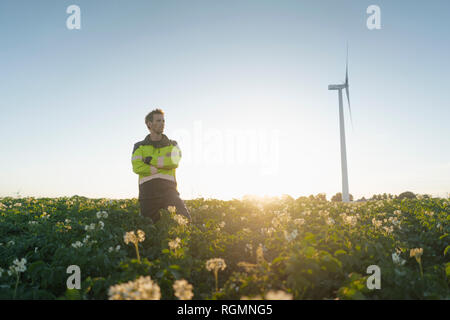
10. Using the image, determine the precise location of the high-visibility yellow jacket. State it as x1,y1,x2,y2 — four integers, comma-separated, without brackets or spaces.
131,134,182,191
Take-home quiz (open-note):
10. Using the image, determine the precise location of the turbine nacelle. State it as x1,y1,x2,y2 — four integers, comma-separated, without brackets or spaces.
328,84,347,90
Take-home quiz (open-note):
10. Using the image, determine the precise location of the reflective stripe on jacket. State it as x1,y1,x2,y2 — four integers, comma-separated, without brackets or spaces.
131,134,181,185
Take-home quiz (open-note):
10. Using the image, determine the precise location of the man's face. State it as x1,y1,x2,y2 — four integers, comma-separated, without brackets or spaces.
148,114,165,134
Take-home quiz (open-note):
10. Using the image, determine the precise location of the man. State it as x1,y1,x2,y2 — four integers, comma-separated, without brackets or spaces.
131,109,191,223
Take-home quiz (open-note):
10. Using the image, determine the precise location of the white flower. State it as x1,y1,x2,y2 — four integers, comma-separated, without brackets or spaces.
98,221,105,230
108,276,161,300
326,218,335,225
65,219,71,224
173,279,194,300
219,221,225,228
124,230,145,245
392,252,406,266
206,258,226,272
7,240,15,246
383,226,394,234
372,218,382,228
168,206,177,214
424,210,434,217
137,230,145,242
8,258,27,274
72,241,83,248
124,231,135,245
410,248,423,261
265,290,293,300
388,216,400,226
173,214,188,226
108,245,121,253
343,215,357,227
82,235,90,244
284,230,298,242
96,211,108,219
28,221,38,225
168,237,181,250
319,210,330,217
85,223,96,231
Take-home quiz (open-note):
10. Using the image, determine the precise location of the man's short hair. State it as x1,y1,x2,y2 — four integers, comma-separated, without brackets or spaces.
145,109,164,125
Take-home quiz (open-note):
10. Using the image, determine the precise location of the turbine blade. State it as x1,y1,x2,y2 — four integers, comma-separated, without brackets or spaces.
345,65,348,86
345,42,353,131
345,43,349,85
345,86,354,131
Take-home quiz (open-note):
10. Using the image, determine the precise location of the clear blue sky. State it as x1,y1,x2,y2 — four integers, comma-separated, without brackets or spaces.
1,0,449,200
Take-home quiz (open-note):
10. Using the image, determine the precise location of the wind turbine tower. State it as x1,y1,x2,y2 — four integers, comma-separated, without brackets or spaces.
328,48,353,202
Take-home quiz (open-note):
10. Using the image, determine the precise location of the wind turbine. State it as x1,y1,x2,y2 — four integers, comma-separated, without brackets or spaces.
328,47,353,202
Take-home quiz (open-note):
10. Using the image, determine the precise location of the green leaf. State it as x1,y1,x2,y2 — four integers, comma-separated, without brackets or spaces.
304,232,316,244
271,256,287,265
169,264,181,270
347,273,363,282
321,254,342,272
304,246,316,258
334,249,347,256
156,270,165,279
444,246,450,256
65,289,82,300
28,260,46,277
338,287,366,300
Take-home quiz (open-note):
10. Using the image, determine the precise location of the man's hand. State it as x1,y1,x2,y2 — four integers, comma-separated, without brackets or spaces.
143,156,152,164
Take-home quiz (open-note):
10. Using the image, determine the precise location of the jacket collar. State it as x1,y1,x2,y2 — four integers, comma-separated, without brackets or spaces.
142,134,171,148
